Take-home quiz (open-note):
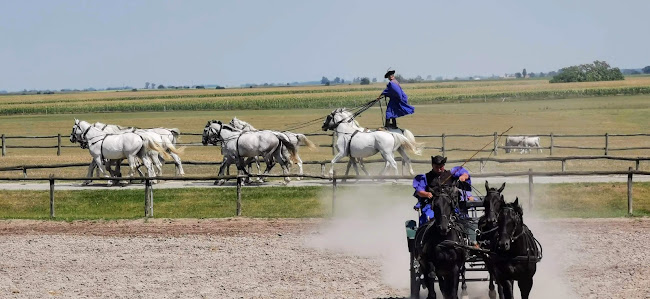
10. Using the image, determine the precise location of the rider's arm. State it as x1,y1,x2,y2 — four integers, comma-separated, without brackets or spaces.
413,174,432,199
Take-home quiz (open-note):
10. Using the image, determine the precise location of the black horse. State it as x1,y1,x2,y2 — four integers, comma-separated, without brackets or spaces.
415,185,467,299
488,198,542,299
477,181,506,299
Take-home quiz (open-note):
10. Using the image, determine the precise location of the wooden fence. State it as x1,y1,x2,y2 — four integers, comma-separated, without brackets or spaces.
1,169,648,219
2,132,650,156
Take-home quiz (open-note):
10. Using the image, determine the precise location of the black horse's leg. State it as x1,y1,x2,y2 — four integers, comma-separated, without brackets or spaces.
517,276,534,299
460,264,468,298
497,279,514,299
488,271,497,299
421,264,436,299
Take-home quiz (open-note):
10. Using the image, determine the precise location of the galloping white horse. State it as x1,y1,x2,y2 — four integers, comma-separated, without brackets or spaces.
202,120,298,185
93,122,185,176
229,117,317,179
70,119,170,184
321,108,422,176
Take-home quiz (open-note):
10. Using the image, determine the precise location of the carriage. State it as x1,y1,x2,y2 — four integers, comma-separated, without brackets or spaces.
405,197,495,299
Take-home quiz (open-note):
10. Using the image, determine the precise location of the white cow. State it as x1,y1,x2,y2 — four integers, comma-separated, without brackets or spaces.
505,136,526,153
522,136,542,153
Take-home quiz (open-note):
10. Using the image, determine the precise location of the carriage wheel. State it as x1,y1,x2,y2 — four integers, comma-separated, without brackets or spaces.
410,251,420,299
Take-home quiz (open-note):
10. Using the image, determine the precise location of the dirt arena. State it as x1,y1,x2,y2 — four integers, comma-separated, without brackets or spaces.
0,217,648,299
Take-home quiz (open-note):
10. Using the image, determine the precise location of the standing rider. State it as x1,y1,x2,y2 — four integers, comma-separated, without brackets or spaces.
376,70,414,129
412,155,478,244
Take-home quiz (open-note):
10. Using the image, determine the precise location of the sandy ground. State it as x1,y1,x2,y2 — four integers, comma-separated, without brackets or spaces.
0,218,648,299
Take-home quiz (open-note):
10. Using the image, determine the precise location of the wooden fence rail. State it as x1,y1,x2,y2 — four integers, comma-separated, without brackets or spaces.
2,170,648,219
2,132,649,156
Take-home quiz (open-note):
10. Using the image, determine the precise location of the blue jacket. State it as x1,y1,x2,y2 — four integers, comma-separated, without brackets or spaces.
381,80,414,119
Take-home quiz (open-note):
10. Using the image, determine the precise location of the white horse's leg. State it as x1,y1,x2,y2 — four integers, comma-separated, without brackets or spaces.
84,159,96,185
295,155,304,181
169,151,184,176
329,151,347,177
272,148,291,185
397,147,415,175
216,157,230,185
378,151,398,176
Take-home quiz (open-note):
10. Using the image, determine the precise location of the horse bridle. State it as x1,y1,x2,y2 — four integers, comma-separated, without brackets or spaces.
324,110,356,130
496,206,525,244
204,121,223,145
71,124,90,149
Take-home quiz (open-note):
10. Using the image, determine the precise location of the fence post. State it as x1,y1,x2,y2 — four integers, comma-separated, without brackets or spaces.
57,134,61,156
1,134,5,156
332,178,337,216
493,132,498,156
144,179,152,217
528,168,534,211
321,163,325,176
635,159,640,171
441,134,446,156
627,167,633,215
236,176,242,216
604,133,609,156
550,133,554,156
561,159,566,172
479,159,485,173
49,178,55,218
23,167,27,178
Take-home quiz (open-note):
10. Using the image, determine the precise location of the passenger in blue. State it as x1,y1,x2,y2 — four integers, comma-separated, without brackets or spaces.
412,155,474,226
376,70,414,129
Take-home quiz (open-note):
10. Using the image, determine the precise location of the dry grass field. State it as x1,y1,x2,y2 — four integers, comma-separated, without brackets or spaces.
1,92,649,178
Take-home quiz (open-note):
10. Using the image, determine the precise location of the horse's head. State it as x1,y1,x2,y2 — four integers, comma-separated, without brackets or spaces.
431,184,455,236
484,181,506,226
322,108,357,131
70,121,89,149
202,120,222,146
496,198,524,252
229,117,241,128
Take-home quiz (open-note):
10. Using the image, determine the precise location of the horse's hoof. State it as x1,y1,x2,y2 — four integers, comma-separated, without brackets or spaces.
215,180,225,186
461,289,469,299
295,177,302,181
82,181,91,186
488,289,497,299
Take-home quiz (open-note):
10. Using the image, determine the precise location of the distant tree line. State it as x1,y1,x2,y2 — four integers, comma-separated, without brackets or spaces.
550,61,624,83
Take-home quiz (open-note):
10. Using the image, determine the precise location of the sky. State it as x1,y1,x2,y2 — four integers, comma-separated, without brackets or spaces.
1,0,649,91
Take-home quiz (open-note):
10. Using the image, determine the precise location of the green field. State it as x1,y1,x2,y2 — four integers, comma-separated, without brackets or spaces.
0,183,648,220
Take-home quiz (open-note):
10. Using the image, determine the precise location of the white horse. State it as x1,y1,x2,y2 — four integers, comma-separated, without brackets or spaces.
505,136,526,154
505,136,542,154
202,120,298,185
93,122,185,176
229,117,317,179
321,108,422,177
70,119,170,185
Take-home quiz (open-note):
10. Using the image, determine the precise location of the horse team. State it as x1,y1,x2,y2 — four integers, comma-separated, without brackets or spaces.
413,181,541,299
69,107,425,185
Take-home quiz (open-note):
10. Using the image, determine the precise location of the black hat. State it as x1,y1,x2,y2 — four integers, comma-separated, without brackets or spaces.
431,155,447,165
384,70,395,79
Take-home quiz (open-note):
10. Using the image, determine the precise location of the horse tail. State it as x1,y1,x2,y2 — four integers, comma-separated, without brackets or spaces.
168,128,181,143
391,133,422,156
296,134,317,151
273,132,299,163
401,128,425,149
142,135,172,160
164,140,185,155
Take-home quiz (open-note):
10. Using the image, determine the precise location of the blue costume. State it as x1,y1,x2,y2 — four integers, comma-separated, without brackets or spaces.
381,80,414,120
412,166,472,226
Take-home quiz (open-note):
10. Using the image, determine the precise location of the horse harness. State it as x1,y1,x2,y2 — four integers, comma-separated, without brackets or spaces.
80,125,145,163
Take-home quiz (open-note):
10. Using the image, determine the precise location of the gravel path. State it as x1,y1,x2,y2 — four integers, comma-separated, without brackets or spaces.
0,218,648,298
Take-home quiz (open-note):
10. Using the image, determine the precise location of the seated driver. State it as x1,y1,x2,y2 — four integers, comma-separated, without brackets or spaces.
412,155,477,244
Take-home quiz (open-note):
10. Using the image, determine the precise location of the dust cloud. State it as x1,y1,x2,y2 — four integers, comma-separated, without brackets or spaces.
307,182,579,298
